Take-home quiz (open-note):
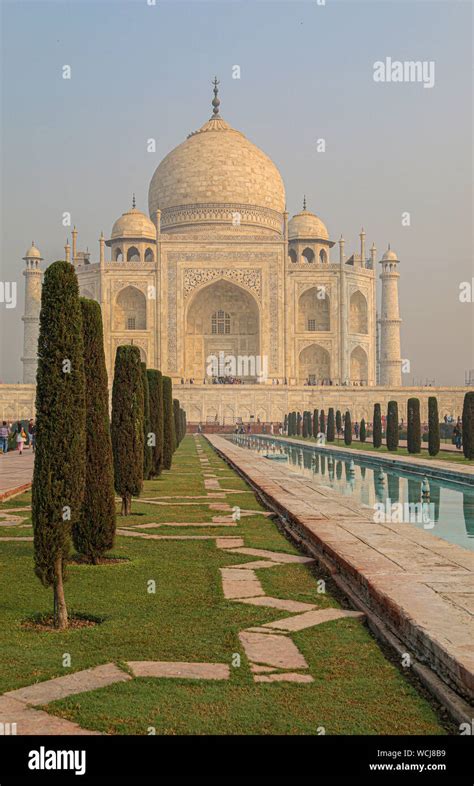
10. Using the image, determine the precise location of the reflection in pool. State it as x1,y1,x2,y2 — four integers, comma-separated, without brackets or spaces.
229,435,474,551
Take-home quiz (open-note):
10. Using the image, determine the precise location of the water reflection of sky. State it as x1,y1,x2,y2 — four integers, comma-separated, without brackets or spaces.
230,436,474,552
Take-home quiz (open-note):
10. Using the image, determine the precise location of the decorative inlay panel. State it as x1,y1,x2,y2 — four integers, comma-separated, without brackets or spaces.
183,268,261,301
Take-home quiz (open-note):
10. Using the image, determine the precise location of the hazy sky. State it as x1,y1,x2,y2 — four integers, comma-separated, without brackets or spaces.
1,0,472,385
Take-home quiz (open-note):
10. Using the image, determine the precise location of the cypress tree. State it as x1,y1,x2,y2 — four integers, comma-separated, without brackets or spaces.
141,362,152,480
73,298,116,564
319,409,325,435
290,412,296,436
344,410,352,445
147,369,164,477
373,403,382,448
428,396,440,457
173,399,181,446
312,409,319,438
32,261,86,628
386,401,399,451
407,397,421,454
296,412,302,436
360,418,366,442
302,411,309,438
336,410,342,437
327,408,335,442
284,414,288,434
111,346,144,515
462,391,474,459
162,376,176,469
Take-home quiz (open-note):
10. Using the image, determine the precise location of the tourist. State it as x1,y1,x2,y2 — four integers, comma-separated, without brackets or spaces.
16,421,26,455
453,423,462,450
29,419,36,451
0,421,9,454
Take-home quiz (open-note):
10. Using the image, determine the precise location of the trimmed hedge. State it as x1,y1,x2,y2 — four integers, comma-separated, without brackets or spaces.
111,346,144,515
407,397,421,454
73,298,116,563
32,261,86,628
462,391,474,459
386,401,399,451
344,411,352,445
428,397,440,457
373,403,382,448
147,370,164,477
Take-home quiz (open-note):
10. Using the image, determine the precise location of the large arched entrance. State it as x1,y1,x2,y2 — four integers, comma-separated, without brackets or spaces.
185,280,260,382
298,344,331,384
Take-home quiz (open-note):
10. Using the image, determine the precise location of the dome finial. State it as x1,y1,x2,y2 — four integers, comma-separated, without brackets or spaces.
211,76,221,117
303,195,307,211
132,193,136,209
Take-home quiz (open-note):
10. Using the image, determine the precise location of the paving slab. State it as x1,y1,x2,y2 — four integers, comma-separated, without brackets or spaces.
226,547,314,564
5,664,131,706
216,537,245,549
127,661,230,680
233,596,317,612
239,631,308,669
254,672,314,683
262,608,365,632
0,695,102,735
222,576,264,599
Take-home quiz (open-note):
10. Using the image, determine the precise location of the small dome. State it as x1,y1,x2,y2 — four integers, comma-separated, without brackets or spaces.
288,210,329,241
23,242,42,260
382,246,398,261
111,207,156,241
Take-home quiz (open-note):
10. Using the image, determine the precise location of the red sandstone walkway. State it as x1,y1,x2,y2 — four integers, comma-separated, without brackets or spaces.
207,434,474,710
0,449,34,499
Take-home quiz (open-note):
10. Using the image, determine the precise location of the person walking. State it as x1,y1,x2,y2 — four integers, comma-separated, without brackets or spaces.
29,419,36,451
0,421,9,454
16,421,26,455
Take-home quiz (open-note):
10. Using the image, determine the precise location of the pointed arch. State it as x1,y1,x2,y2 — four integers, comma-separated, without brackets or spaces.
114,286,146,330
350,345,368,384
349,290,368,334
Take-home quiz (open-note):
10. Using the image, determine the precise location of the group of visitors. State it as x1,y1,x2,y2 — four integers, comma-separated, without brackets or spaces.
0,419,36,455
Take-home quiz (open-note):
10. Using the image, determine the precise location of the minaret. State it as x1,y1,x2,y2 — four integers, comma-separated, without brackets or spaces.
378,245,402,386
339,235,347,384
21,242,43,384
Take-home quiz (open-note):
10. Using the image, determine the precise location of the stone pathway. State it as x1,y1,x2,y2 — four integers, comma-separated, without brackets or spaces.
0,435,367,733
0,449,34,500
207,434,474,702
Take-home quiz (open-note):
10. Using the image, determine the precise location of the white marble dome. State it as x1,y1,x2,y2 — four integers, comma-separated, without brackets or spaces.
148,115,285,234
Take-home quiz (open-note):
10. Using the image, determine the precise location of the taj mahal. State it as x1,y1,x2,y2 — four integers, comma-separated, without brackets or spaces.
7,82,466,425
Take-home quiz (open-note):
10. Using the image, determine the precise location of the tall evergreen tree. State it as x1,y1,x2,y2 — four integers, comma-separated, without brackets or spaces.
386,401,399,451
147,369,164,477
173,399,181,446
428,396,440,457
344,411,352,445
407,397,421,454
162,376,176,469
302,411,309,438
141,362,152,480
32,261,86,628
312,409,319,438
327,408,335,442
73,298,116,564
111,346,144,515
319,409,325,435
373,403,382,448
359,418,366,443
462,391,474,459
284,414,288,434
336,410,342,438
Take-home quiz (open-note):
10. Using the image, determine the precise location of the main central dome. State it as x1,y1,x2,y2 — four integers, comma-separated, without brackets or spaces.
148,97,285,235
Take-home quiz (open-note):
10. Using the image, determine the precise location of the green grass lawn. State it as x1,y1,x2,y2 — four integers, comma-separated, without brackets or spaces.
0,435,450,735
283,436,473,465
